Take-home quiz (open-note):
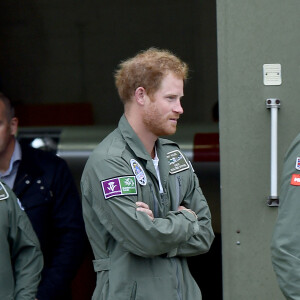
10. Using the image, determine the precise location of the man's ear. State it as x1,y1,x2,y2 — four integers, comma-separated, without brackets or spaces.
134,87,147,105
10,117,19,136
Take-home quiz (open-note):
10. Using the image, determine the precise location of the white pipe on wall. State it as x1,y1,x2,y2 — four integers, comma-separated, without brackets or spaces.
266,98,280,206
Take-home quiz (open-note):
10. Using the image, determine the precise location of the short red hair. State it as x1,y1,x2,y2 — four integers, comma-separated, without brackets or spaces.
114,48,188,103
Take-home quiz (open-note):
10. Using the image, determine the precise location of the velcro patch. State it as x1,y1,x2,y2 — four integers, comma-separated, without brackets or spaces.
130,159,147,186
101,176,137,199
290,174,300,186
167,150,189,174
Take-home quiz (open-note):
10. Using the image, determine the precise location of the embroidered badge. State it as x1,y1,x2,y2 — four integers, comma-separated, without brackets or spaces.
167,150,190,174
101,176,137,199
296,157,300,170
290,174,300,186
0,182,9,200
130,159,147,186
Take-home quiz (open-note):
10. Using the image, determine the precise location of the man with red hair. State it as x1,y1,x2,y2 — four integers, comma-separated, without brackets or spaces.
82,48,214,300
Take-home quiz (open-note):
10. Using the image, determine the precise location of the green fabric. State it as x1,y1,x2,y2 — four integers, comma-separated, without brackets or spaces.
271,133,300,299
0,182,43,300
81,115,214,300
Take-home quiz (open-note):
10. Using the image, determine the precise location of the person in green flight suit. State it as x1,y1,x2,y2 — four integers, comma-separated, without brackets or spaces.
0,181,43,300
271,133,300,299
81,48,214,300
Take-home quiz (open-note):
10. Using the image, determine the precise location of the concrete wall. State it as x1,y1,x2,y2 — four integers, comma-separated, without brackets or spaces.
217,0,300,299
0,0,218,125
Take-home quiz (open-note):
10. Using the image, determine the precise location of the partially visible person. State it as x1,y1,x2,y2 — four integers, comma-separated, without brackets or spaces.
271,132,300,299
81,48,214,299
0,181,43,300
0,92,86,300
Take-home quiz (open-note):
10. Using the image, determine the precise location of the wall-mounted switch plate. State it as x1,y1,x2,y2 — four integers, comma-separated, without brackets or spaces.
263,64,282,86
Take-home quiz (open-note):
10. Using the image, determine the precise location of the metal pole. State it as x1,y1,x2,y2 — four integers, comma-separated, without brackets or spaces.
266,98,280,206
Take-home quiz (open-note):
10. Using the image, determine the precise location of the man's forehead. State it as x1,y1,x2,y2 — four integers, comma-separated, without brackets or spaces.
158,73,184,91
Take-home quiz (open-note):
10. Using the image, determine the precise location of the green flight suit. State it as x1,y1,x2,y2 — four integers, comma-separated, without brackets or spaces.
81,115,214,300
0,181,43,300
271,133,300,299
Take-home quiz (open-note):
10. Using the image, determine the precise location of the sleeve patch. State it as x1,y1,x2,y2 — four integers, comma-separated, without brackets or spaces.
101,176,137,199
291,174,300,186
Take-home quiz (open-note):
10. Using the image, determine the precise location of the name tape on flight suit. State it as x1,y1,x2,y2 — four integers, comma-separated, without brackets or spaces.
291,174,300,186
101,176,137,199
167,150,190,174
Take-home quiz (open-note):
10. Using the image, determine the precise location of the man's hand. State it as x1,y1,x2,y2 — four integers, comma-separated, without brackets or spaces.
136,202,154,220
178,205,187,211
178,206,198,220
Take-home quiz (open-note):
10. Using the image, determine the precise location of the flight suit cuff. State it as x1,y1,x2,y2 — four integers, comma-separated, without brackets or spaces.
180,209,197,221
179,209,200,235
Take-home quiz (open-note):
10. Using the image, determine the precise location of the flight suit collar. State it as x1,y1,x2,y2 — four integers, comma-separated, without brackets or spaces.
155,139,172,188
118,114,152,162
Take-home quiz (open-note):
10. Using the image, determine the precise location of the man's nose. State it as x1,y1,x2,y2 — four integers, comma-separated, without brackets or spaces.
173,99,184,114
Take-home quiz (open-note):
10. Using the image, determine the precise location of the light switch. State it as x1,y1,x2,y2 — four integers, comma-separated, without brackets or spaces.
263,64,282,86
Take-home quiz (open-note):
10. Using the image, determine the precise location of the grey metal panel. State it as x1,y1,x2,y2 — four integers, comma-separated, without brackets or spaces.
217,0,299,299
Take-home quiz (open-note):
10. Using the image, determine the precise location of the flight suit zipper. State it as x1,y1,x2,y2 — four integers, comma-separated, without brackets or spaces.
150,173,183,299
171,258,183,300
148,182,159,217
174,174,183,300
175,175,182,208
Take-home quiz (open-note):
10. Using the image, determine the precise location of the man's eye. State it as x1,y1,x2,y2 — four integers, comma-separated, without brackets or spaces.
167,96,176,100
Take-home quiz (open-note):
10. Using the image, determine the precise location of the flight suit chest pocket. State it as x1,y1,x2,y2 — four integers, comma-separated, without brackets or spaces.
139,182,156,216
141,181,170,218
171,174,183,210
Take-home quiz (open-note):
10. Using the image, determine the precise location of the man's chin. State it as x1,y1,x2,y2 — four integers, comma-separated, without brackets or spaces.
162,127,177,136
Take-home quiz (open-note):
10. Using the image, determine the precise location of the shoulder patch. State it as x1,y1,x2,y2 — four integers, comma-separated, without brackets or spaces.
296,157,300,170
0,182,9,200
291,174,300,186
167,150,190,174
130,159,147,186
101,176,137,199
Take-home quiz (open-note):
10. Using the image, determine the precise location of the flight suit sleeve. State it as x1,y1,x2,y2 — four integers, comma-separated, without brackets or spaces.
271,134,300,300
167,171,215,257
82,157,201,258
7,185,43,300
